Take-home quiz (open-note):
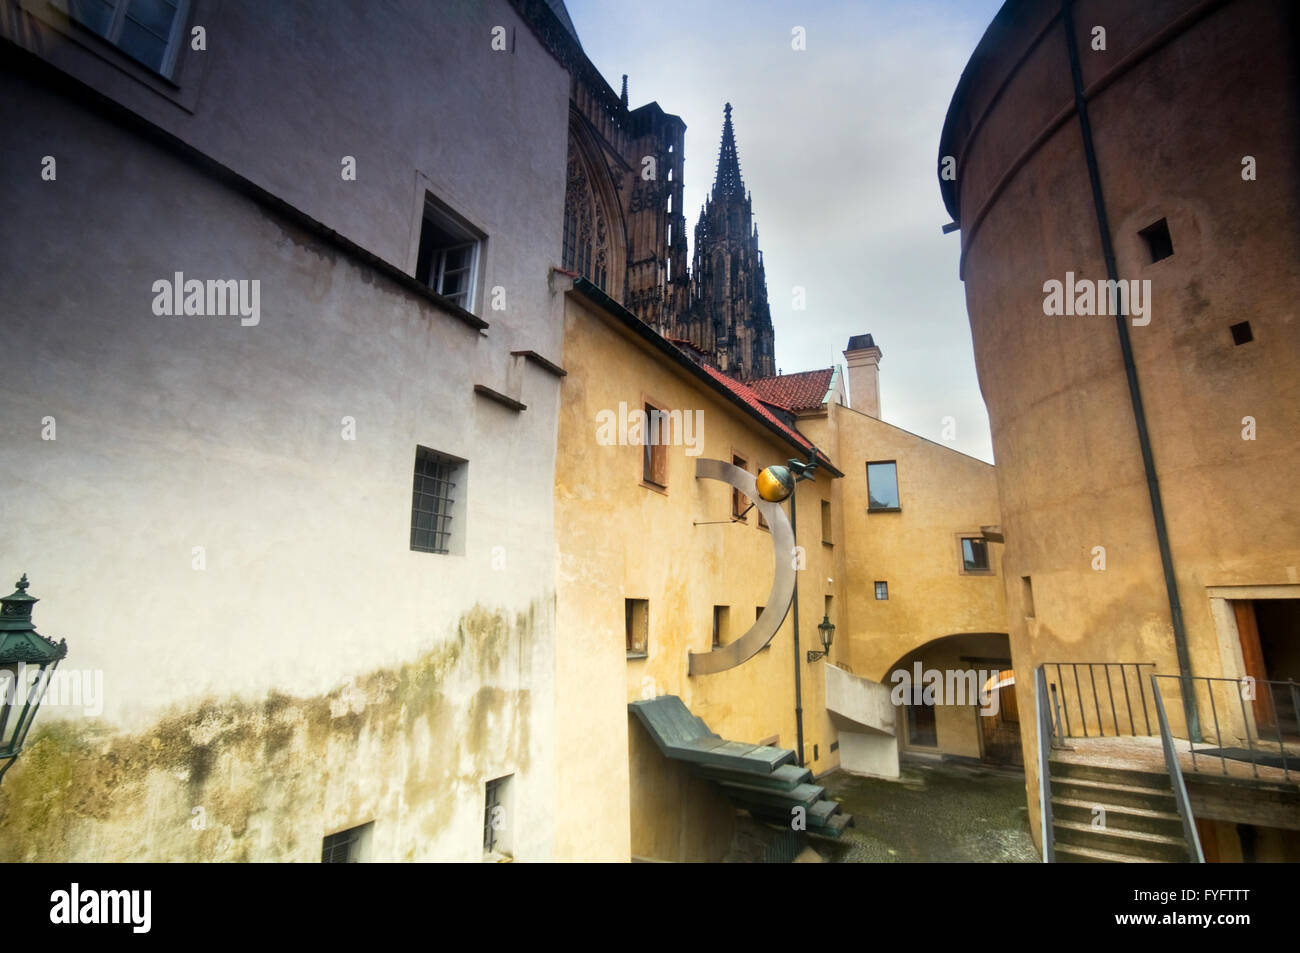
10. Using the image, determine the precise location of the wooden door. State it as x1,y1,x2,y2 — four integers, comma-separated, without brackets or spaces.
1233,600,1276,731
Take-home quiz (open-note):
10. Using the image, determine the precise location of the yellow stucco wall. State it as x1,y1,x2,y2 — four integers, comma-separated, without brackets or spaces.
801,405,1008,682
942,0,1300,845
553,290,844,862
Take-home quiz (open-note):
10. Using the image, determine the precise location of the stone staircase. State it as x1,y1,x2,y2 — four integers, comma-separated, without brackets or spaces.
1048,758,1193,862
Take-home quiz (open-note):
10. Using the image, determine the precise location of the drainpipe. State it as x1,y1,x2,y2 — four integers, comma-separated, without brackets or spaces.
1061,0,1200,741
791,488,806,767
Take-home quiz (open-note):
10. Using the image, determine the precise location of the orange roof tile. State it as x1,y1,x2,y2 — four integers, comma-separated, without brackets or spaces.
747,369,835,412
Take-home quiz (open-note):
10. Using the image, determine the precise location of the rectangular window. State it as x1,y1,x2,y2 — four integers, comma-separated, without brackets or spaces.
866,461,900,511
732,454,748,519
712,605,729,648
906,702,938,748
821,499,832,544
874,581,889,601
642,403,668,489
416,197,483,311
1022,576,1035,619
960,536,990,573
410,447,465,555
321,822,373,863
625,598,649,657
483,775,512,858
67,0,190,77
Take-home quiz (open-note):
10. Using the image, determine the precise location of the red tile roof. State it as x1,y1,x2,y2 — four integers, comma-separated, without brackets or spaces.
747,368,835,412
697,362,816,455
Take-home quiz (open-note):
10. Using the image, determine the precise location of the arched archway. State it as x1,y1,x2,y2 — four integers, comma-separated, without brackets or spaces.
880,633,1020,767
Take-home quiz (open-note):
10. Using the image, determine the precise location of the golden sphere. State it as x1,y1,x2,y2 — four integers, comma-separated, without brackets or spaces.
756,465,794,503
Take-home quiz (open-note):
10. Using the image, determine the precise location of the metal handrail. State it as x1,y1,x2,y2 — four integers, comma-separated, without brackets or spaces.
1150,675,1205,862
1152,673,1298,783
1034,665,1056,863
1043,661,1157,743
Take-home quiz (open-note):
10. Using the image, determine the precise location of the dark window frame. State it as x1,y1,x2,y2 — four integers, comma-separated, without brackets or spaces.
958,535,993,575
866,460,901,512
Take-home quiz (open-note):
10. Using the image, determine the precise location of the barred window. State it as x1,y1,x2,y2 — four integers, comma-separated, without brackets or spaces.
411,447,463,555
321,823,372,863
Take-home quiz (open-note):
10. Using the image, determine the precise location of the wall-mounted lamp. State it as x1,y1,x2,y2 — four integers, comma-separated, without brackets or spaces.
806,614,835,663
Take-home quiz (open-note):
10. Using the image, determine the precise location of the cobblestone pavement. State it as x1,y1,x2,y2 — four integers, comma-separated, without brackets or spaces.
816,759,1039,863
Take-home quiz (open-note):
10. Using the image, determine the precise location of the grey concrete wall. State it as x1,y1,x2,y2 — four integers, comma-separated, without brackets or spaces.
0,0,571,861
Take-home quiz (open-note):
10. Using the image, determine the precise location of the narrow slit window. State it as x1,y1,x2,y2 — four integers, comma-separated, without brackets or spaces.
625,598,649,656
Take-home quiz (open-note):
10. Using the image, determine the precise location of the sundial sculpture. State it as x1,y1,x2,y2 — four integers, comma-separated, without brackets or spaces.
688,452,817,676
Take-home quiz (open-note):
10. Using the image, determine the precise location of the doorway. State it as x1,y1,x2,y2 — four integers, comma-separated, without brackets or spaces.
1234,599,1300,739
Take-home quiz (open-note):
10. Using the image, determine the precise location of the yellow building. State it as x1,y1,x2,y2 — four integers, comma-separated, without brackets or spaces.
552,277,1011,861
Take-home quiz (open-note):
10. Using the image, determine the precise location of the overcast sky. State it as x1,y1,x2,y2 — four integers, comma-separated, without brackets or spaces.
566,0,1004,463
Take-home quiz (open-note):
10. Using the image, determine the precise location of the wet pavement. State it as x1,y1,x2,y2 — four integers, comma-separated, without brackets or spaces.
816,758,1039,862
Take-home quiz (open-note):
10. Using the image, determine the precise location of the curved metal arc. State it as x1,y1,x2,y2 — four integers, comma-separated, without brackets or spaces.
688,458,796,676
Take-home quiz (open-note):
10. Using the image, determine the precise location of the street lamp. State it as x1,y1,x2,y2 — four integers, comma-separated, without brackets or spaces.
0,575,67,784
807,614,835,663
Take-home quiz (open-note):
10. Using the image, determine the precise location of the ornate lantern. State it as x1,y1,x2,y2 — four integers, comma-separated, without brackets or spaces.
807,614,836,663
0,575,67,784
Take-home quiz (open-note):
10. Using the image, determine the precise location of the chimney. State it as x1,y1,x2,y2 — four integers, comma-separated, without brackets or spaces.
843,334,882,418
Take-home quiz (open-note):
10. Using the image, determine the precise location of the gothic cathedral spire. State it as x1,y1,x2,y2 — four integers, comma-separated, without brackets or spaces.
676,103,776,380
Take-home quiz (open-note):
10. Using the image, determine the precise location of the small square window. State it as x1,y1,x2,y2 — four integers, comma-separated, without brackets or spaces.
321,822,373,863
411,447,465,555
867,461,900,511
712,605,730,648
874,581,889,601
1139,218,1173,263
416,197,483,311
626,598,649,657
1230,321,1253,345
961,537,990,573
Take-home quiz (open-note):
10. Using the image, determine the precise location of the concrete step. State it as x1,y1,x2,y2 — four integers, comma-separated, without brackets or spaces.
1049,757,1170,789
1050,775,1176,812
1051,796,1185,838
1056,842,1163,863
1052,819,1189,862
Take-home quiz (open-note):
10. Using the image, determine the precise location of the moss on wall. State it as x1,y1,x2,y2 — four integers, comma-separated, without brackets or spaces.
0,601,539,862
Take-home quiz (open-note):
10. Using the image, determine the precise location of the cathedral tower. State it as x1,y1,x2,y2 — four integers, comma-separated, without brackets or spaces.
677,104,776,380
